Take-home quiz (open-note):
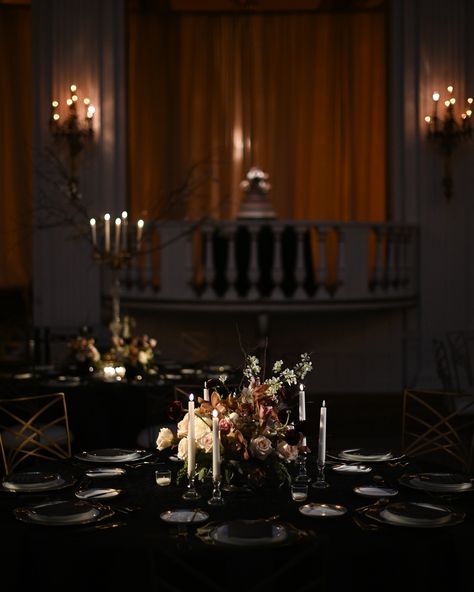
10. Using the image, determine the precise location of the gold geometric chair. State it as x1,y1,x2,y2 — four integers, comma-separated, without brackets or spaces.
401,388,474,473
0,392,72,475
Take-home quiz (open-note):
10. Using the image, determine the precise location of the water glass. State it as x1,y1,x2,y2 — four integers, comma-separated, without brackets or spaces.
155,469,172,486
290,482,308,502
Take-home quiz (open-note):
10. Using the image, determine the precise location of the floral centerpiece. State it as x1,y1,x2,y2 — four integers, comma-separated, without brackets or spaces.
156,352,313,488
108,333,159,378
67,335,101,374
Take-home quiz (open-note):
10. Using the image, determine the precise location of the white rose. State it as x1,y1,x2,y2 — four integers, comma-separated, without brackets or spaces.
250,435,273,460
228,412,239,425
194,415,212,440
177,437,188,460
155,427,174,451
198,431,213,453
177,414,189,438
276,440,299,462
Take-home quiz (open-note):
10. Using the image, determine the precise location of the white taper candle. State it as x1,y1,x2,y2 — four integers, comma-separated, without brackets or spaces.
299,383,307,446
212,409,220,480
187,394,196,477
317,400,327,467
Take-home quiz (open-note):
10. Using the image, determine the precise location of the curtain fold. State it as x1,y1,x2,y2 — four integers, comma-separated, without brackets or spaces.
128,5,386,222
0,5,32,289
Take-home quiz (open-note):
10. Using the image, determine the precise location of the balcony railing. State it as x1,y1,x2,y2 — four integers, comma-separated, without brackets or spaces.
114,220,418,311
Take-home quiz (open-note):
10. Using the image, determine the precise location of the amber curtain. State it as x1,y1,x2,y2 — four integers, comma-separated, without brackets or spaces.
0,5,32,288
128,5,386,222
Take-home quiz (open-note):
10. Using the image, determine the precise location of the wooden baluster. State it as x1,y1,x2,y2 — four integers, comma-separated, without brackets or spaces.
225,224,238,299
202,224,215,298
293,225,307,299
246,223,260,300
317,226,328,296
335,225,345,296
372,226,383,290
271,224,285,300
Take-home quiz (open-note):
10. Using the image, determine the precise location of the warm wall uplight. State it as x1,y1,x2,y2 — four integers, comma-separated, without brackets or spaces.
425,84,472,200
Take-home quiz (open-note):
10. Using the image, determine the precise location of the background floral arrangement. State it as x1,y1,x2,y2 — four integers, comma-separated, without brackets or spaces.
156,352,313,487
67,335,101,371
109,333,159,374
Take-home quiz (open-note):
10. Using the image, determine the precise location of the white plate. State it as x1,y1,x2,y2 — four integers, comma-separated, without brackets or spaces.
15,499,114,526
160,509,209,524
210,523,287,546
299,503,347,518
338,449,394,462
75,488,121,500
85,467,127,478
353,485,398,497
367,502,464,529
399,473,474,493
75,448,152,463
331,463,372,474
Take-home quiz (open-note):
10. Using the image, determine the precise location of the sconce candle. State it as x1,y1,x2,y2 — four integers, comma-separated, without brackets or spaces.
425,84,473,199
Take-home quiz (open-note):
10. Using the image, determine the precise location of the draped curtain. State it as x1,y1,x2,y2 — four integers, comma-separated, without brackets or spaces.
128,3,386,222
0,4,32,289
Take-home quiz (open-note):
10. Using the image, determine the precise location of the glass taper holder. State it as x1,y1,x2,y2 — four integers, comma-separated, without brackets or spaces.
208,477,225,506
182,470,201,500
312,462,330,489
295,451,311,484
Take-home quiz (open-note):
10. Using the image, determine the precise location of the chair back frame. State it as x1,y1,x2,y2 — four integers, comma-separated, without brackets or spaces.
0,392,72,475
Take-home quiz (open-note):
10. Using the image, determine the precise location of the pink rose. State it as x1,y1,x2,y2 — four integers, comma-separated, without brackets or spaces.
250,435,273,460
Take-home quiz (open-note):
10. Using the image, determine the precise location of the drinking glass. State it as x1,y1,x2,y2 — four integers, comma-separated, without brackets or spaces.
290,482,308,502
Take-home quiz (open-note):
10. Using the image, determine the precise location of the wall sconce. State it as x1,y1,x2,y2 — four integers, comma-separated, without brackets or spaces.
49,84,96,198
425,85,473,200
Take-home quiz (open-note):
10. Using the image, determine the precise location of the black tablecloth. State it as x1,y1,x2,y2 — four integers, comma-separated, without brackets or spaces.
0,452,472,592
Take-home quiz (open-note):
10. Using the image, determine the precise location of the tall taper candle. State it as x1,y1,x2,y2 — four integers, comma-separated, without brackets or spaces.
187,394,196,477
317,400,327,466
203,381,210,402
89,218,97,247
104,213,111,253
212,409,220,479
299,383,307,446
114,217,121,254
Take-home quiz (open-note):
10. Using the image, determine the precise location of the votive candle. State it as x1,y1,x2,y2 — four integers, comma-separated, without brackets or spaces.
203,381,210,402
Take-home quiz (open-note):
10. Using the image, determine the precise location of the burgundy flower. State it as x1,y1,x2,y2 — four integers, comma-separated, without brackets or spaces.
167,400,184,422
284,429,301,446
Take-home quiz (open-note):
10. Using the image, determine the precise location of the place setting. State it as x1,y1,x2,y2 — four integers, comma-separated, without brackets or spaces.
0,469,77,494
74,447,154,464
195,517,314,547
13,498,115,527
361,500,466,529
398,472,474,494
328,448,403,464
